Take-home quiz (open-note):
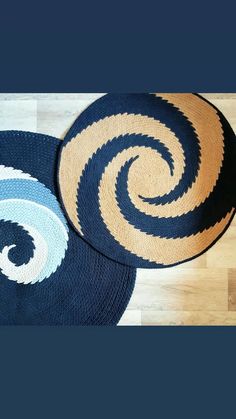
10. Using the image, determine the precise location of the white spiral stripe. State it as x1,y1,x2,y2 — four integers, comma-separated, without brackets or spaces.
0,165,37,181
0,224,48,284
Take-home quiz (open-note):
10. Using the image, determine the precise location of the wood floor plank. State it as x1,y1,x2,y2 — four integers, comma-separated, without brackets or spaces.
207,226,236,269
0,100,37,132
136,267,227,283
228,269,236,311
127,269,228,312
142,310,236,326
201,93,236,100
37,99,93,138
118,310,141,326
36,94,104,138
203,98,236,131
0,93,104,101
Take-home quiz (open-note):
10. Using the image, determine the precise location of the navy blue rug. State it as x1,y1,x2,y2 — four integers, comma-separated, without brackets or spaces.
58,93,236,268
0,131,136,325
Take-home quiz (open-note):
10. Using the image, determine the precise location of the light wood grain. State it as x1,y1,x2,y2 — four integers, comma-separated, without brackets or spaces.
0,100,37,132
37,95,104,138
128,268,228,312
118,310,141,326
228,269,236,311
0,93,235,326
142,311,236,326
207,227,236,269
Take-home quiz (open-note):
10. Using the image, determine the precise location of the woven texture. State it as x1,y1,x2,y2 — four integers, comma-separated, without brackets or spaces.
58,93,236,268
0,131,136,325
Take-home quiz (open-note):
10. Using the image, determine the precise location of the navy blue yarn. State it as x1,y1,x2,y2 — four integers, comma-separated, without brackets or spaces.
0,131,136,325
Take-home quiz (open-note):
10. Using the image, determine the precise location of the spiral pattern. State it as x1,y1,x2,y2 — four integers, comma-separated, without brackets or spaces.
0,165,69,284
58,94,236,268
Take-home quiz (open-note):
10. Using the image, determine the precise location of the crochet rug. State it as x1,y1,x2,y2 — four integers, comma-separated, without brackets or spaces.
0,131,136,325
58,93,236,268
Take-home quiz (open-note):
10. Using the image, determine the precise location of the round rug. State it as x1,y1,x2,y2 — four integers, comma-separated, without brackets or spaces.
0,131,136,325
58,94,236,268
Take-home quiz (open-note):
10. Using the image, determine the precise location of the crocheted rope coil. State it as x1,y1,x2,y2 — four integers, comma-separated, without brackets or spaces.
58,94,236,268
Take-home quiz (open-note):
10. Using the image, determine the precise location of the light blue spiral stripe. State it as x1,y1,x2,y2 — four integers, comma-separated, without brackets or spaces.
0,179,67,226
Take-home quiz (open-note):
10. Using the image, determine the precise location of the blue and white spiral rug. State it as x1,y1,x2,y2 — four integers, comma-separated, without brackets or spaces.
0,131,136,325
58,94,236,268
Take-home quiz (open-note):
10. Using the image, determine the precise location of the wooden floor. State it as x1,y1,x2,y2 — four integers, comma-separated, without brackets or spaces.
0,93,235,325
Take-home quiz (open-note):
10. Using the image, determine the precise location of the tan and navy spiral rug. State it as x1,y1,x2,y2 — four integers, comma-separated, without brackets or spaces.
58,93,236,268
